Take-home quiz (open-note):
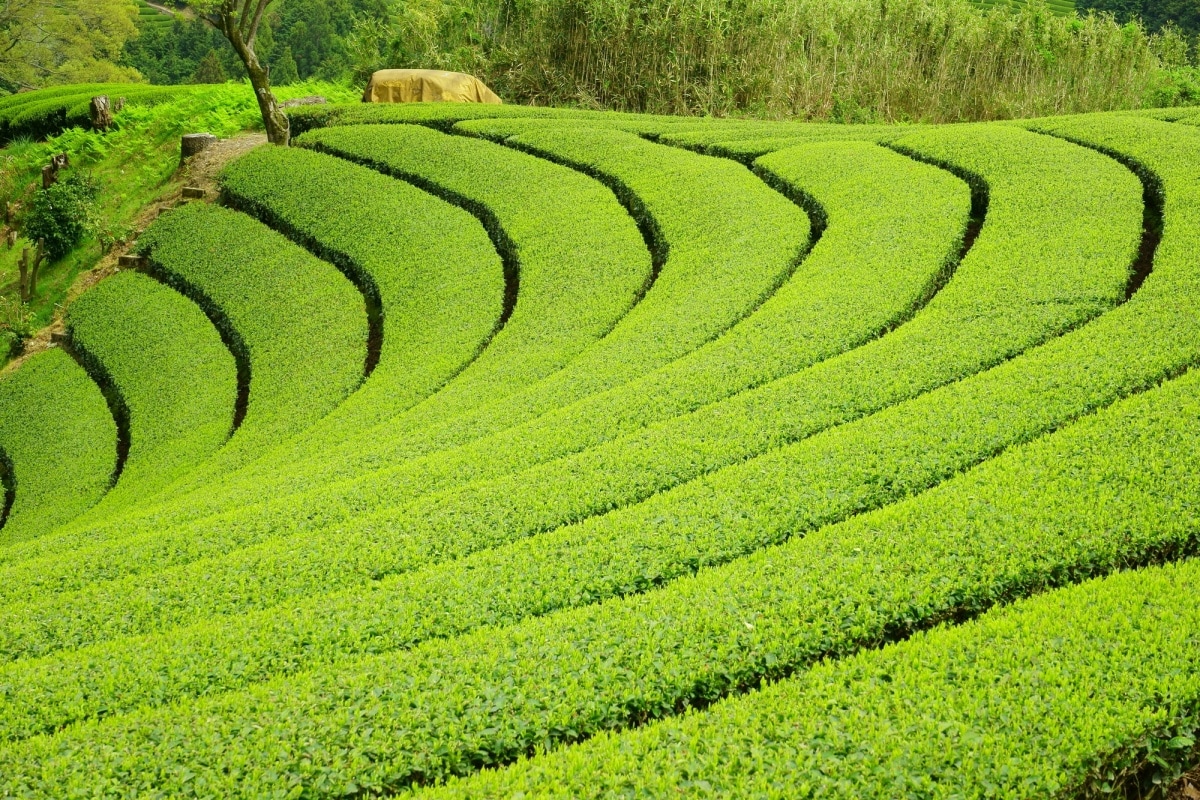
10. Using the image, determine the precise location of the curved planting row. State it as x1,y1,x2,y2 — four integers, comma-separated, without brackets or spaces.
0,350,114,545
217,146,504,452
422,557,1200,798
0,123,1138,662
0,136,971,729
62,271,236,519
7,345,1198,791
0,113,1194,798
2,136,964,591
141,123,653,511
10,124,809,560
127,204,368,487
204,126,811,508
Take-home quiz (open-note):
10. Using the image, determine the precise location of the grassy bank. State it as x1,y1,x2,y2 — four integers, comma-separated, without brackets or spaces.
0,81,355,355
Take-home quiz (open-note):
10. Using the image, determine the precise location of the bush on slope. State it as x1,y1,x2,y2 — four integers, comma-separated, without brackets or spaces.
4,123,808,563
8,324,1200,746
216,145,504,447
0,123,1141,660
63,271,236,516
14,137,960,583
121,203,368,487
0,137,969,728
203,126,809,501
417,559,1200,800
0,85,199,143
1,116,1195,796
113,122,652,517
0,350,114,546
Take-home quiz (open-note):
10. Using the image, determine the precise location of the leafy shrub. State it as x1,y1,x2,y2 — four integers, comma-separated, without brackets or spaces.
22,174,98,261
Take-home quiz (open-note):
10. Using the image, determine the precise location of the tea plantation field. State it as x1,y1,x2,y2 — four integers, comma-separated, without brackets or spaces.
2,93,1200,798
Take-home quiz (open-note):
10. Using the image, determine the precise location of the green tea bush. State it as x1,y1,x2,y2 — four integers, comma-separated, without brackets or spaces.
65,271,236,512
417,558,1200,799
24,124,807,555
0,123,1141,661
217,145,505,444
0,349,114,546
2,116,1195,798
127,203,368,491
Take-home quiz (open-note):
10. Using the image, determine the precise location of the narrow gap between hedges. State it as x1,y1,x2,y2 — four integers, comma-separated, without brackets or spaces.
1027,128,1164,302
363,131,1183,798
55,334,130,490
476,133,669,319
300,139,521,364
131,257,253,437
216,187,385,381
0,448,14,531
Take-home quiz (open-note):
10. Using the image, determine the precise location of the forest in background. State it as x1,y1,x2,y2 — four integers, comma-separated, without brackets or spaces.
3,0,1199,122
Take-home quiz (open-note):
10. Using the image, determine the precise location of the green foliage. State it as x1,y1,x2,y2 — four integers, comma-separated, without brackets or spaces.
0,135,970,733
417,557,1200,798
132,203,368,486
0,349,114,546
269,46,299,86
368,0,1169,121
0,0,140,92
22,174,98,261
0,122,1140,663
189,49,227,84
65,271,237,512
217,144,506,444
4,94,1200,798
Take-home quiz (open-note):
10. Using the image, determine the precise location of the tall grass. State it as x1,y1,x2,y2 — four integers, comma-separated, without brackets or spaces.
387,0,1183,121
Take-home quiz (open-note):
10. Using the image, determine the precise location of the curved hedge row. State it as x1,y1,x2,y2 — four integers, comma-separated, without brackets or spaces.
0,114,1193,797
223,126,810,498
30,138,962,583
0,123,1140,659
141,122,653,512
216,145,505,446
0,85,198,143
7,344,1197,789
123,203,368,492
64,271,236,516
0,350,114,546
0,138,970,728
418,561,1200,799
6,124,810,562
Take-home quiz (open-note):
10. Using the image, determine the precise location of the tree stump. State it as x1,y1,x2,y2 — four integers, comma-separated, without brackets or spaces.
90,96,113,131
41,153,69,189
114,97,126,113
180,133,218,163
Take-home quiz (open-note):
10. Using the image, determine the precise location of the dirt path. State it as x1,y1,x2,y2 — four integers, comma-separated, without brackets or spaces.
3,133,267,375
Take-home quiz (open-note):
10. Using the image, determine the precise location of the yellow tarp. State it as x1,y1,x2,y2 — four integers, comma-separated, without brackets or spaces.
362,70,503,104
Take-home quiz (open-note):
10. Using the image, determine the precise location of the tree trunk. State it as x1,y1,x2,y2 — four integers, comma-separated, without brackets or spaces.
27,239,44,299
231,39,289,145
211,2,289,145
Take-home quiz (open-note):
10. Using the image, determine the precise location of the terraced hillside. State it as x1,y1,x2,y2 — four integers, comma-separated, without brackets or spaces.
1,99,1199,798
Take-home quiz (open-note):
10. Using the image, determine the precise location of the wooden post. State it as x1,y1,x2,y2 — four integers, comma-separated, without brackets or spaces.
90,96,113,131
27,239,44,299
17,249,29,303
4,229,15,250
